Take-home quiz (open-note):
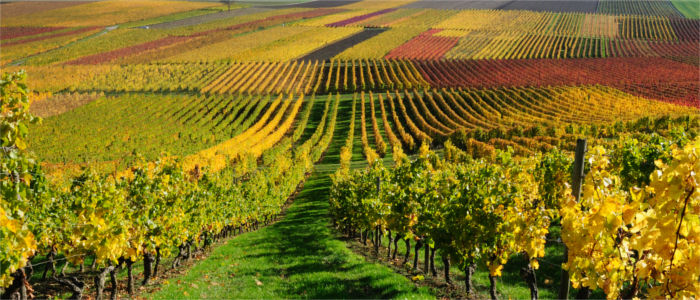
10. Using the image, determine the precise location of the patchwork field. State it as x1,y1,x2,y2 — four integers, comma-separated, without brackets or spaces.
1,0,698,300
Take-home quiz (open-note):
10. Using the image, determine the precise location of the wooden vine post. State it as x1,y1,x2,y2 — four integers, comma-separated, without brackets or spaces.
375,177,381,255
559,139,587,300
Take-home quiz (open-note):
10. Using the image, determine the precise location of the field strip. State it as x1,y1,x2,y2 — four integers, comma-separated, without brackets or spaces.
6,26,118,66
0,1,94,18
400,0,509,10
148,7,274,29
263,0,361,8
298,28,388,61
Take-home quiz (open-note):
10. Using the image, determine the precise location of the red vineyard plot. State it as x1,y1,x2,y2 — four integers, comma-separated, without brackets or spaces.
385,29,459,60
619,82,699,107
607,39,700,60
413,57,700,107
0,1,93,18
0,26,68,41
2,26,101,46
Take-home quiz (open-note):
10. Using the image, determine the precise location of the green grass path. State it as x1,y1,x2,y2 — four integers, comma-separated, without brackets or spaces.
149,173,432,299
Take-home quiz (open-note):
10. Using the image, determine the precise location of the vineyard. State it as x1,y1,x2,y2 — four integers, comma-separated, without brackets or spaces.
1,0,699,300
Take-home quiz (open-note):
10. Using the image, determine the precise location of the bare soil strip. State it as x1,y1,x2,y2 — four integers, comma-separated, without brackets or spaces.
298,28,388,61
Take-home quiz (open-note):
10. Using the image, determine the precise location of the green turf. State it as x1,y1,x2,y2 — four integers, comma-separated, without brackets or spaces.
671,0,700,18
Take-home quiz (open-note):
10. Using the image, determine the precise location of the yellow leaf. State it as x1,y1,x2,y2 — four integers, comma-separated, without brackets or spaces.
15,138,26,150
489,263,503,276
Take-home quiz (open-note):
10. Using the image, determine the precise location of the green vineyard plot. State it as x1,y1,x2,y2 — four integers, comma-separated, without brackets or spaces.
671,0,700,18
30,93,271,173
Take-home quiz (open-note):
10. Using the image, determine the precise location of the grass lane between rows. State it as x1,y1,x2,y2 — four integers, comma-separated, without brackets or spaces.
148,172,432,299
